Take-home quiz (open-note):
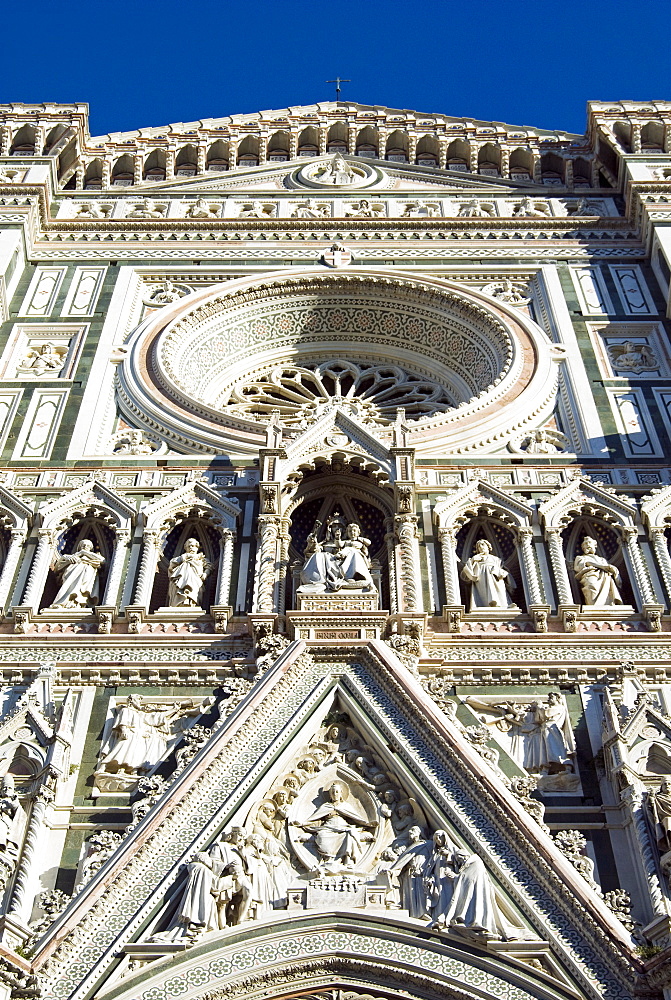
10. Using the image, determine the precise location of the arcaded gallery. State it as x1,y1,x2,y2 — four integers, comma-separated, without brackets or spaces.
0,98,670,1000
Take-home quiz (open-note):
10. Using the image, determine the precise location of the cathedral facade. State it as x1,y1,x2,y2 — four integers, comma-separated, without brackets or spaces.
0,98,670,999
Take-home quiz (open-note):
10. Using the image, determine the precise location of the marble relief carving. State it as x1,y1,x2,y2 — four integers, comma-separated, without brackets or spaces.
297,515,376,595
146,716,528,945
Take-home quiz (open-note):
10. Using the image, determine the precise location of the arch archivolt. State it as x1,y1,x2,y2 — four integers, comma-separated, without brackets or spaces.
101,916,566,1000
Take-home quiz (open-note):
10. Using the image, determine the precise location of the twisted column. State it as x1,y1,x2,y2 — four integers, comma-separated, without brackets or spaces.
546,527,573,606
0,528,26,611
7,785,53,923
650,527,671,608
22,529,55,608
384,519,398,614
395,514,420,612
102,529,130,606
276,520,291,616
516,527,544,605
254,515,280,613
131,530,160,606
438,526,461,605
622,526,656,606
215,529,235,606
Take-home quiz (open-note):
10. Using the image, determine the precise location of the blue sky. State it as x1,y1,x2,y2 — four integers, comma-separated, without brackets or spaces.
1,0,669,137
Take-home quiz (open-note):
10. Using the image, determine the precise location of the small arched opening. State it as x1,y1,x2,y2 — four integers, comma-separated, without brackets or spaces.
356,126,378,158
386,129,409,163
268,131,290,162
447,138,470,171
175,144,198,176
237,135,260,167
84,160,103,190
10,124,37,156
111,154,134,186
298,127,319,157
540,152,565,185
143,148,166,182
478,143,501,176
416,134,439,167
206,140,229,171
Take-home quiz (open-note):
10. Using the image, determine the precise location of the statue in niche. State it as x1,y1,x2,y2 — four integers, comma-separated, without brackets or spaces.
0,775,26,881
127,199,165,219
566,198,597,217
513,197,550,218
167,538,212,608
76,202,111,219
99,694,206,774
49,539,105,610
647,780,671,853
291,778,376,870
187,199,220,220
401,202,439,218
458,200,495,218
346,199,384,218
292,199,329,219
460,538,516,611
237,201,276,219
297,515,376,594
17,341,67,378
573,536,623,606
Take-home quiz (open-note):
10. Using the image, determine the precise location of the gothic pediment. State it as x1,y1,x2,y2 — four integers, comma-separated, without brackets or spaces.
33,642,635,1000
37,480,136,531
276,406,393,483
539,477,637,529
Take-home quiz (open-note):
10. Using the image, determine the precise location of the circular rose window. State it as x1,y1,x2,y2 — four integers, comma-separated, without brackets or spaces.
117,269,561,456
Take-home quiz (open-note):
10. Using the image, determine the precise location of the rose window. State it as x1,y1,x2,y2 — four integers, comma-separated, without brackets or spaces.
223,361,454,426
117,269,560,456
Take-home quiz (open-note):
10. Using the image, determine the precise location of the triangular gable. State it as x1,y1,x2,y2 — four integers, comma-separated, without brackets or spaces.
34,642,635,1000
277,406,393,483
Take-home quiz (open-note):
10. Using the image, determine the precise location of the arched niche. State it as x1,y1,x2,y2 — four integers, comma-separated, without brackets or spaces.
641,121,665,150
268,131,290,161
285,466,393,611
456,516,524,611
149,515,221,612
356,126,378,158
327,121,349,150
298,126,319,156
561,518,635,608
386,129,409,162
175,144,198,176
10,124,36,155
39,516,114,611
237,135,259,166
447,138,470,170
43,124,68,155
478,142,501,175
112,154,134,185
84,159,103,189
0,740,47,791
509,147,534,180
206,140,229,171
143,148,166,181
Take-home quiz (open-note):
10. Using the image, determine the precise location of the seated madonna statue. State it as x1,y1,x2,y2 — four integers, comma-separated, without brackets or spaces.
297,514,376,594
